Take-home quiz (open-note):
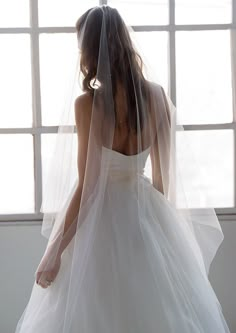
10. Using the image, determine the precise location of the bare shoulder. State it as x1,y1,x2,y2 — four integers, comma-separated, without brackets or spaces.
146,80,163,97
147,81,171,123
74,92,93,127
146,80,170,114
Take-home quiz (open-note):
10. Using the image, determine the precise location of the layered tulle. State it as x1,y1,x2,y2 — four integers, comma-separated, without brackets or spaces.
16,147,230,333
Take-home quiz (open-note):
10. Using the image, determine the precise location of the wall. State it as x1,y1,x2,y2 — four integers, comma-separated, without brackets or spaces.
0,221,235,333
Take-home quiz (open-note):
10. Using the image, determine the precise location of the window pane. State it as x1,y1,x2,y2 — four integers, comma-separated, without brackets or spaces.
175,0,232,24
176,130,234,208
0,135,34,213
0,0,29,27
38,0,97,27
41,134,77,211
0,35,32,128
176,30,232,125
108,0,169,25
41,134,57,203
131,32,168,91
40,33,80,125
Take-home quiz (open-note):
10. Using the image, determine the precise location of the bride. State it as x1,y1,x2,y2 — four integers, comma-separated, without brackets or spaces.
16,5,231,333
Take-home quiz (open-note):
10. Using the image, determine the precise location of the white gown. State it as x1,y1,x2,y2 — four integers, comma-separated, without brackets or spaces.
15,145,231,333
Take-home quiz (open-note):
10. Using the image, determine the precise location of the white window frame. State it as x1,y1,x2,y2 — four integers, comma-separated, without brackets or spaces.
0,0,235,224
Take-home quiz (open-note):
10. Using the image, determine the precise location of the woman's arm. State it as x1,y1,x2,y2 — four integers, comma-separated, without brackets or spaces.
150,86,171,196
57,93,93,256
35,94,93,287
150,135,164,194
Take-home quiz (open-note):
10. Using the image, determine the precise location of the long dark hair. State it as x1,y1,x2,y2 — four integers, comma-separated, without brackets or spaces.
75,5,149,132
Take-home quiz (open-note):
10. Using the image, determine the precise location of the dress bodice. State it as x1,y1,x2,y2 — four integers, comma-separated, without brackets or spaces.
102,145,150,182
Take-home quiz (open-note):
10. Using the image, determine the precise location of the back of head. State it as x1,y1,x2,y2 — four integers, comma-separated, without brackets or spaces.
75,5,149,133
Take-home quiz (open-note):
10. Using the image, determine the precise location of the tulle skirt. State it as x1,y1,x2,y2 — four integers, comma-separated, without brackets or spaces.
15,178,231,333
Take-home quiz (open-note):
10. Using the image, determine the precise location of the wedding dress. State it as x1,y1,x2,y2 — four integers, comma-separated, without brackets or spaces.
15,5,231,332
16,145,230,332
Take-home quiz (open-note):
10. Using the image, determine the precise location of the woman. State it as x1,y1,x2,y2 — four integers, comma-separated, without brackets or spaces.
15,5,231,332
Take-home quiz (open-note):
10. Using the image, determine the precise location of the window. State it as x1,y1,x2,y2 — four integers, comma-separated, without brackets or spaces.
0,0,235,222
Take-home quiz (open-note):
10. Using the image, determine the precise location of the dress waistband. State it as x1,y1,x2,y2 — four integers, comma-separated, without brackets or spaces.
106,168,145,182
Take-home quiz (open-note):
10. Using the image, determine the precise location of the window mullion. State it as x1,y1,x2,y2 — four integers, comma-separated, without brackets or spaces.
181,123,236,131
0,213,43,222
99,0,107,5
169,0,176,104
231,0,236,207
233,0,236,25
168,0,177,204
232,0,236,123
0,126,58,134
30,0,43,215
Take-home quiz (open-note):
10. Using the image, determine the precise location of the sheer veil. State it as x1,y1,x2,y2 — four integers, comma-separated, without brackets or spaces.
36,4,223,310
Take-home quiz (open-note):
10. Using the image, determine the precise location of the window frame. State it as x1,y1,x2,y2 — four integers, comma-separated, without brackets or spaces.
0,0,235,223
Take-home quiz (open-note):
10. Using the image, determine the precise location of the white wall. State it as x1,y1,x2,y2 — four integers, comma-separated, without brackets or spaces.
0,223,47,333
0,221,235,333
